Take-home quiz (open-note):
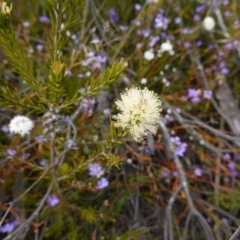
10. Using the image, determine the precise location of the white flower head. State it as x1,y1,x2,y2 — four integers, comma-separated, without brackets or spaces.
158,41,174,56
202,16,215,31
144,49,155,61
9,116,34,136
112,87,162,142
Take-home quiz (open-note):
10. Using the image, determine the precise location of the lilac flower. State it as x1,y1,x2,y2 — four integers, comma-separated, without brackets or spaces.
47,194,59,207
174,17,181,24
97,177,109,189
89,163,104,178
36,44,43,51
223,153,231,160
108,8,118,24
193,14,201,22
149,36,160,47
36,135,48,143
188,88,201,103
225,42,233,50
39,16,50,23
221,67,229,75
80,98,95,115
154,10,169,30
66,139,76,149
0,221,18,233
119,25,128,31
39,159,48,167
7,149,16,159
20,153,31,161
196,40,202,47
227,162,235,170
162,171,169,178
137,28,151,38
184,41,192,49
203,90,212,99
103,108,111,116
194,167,202,177
135,3,141,11
195,5,206,13
222,218,229,226
170,136,187,157
1,124,9,133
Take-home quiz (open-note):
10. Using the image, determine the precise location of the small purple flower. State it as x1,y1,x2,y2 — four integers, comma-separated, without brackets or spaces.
0,222,16,233
188,88,201,103
149,36,160,47
194,167,202,177
7,149,16,159
193,14,201,22
196,40,202,47
103,108,111,116
223,153,231,160
184,41,192,49
119,25,128,31
66,139,76,149
36,44,43,51
39,16,50,23
36,135,48,143
154,10,169,30
170,136,187,157
135,3,141,11
225,42,233,51
227,162,235,170
195,5,206,13
20,153,31,161
80,98,95,115
137,28,151,38
1,124,9,133
47,194,59,207
89,163,104,178
162,171,169,178
221,67,229,75
97,177,109,189
222,218,229,226
108,8,118,24
174,17,182,24
203,90,212,99
39,159,48,167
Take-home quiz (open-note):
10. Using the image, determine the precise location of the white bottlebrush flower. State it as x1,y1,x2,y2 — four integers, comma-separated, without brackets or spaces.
112,87,162,142
202,16,215,31
144,49,155,61
9,116,34,136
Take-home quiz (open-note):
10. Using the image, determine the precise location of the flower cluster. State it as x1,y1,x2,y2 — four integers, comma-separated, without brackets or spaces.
113,87,162,142
88,163,109,189
9,115,34,137
170,136,187,157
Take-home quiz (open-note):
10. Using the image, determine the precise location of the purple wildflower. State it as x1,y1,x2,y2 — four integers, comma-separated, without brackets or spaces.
1,124,9,133
223,153,231,160
7,149,16,159
193,14,201,22
36,135,48,143
203,90,212,99
39,16,50,23
80,98,95,115
0,221,18,233
149,36,160,47
222,218,229,226
194,167,202,177
89,163,104,178
97,177,109,189
20,153,31,161
39,159,48,167
47,194,59,207
108,8,118,24
188,88,201,103
170,136,187,157
137,28,151,38
135,3,141,11
195,5,206,13
154,10,169,30
66,139,76,149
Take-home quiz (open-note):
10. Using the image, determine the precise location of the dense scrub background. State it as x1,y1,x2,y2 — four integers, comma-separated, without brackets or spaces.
1,0,240,239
